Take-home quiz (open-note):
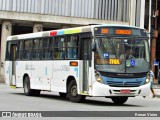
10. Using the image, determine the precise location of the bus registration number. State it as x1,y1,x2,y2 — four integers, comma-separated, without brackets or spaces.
120,89,130,94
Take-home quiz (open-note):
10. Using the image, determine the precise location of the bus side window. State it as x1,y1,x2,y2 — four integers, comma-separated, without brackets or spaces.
39,39,43,59
54,37,60,59
23,40,32,60
32,39,39,59
59,37,66,59
67,35,78,59
43,38,50,59
54,37,66,59
18,41,23,60
49,37,54,59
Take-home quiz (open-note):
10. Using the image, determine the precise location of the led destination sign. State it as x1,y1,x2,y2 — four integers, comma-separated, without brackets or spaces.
94,26,147,37
97,59,120,65
115,29,132,35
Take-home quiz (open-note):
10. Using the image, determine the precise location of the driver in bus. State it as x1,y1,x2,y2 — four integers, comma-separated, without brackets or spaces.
120,47,134,61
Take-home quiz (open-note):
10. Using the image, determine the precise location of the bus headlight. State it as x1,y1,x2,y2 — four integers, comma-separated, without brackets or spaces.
145,78,150,84
145,72,150,84
95,71,102,83
97,77,102,82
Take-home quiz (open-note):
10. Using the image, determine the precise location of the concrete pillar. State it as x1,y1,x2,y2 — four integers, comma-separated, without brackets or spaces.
33,23,43,33
129,0,136,26
0,20,12,83
139,0,145,28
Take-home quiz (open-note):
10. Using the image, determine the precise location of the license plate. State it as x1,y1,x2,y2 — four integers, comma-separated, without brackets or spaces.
120,89,130,94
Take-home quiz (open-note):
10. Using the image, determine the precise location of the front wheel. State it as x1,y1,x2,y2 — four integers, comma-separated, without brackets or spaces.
111,97,128,104
68,80,86,103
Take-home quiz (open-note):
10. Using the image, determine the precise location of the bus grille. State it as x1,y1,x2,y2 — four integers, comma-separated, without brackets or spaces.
107,81,142,87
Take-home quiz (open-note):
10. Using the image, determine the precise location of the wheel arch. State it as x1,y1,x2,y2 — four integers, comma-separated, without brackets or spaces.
66,76,76,92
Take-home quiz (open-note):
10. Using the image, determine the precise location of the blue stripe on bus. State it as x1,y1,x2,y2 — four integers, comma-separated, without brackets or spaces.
74,68,78,77
45,67,48,76
57,30,64,35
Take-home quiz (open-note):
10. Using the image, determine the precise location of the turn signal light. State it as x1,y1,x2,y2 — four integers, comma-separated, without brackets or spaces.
70,62,78,66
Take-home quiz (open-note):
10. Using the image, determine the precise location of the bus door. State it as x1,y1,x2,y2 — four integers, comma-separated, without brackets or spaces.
10,43,18,86
80,34,92,94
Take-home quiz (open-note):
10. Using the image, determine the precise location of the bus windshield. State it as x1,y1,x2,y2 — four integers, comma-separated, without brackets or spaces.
94,37,150,74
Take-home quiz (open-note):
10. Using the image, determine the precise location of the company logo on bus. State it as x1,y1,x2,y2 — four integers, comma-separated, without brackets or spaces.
123,81,127,86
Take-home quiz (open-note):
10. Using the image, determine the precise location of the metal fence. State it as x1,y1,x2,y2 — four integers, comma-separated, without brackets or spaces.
0,0,131,22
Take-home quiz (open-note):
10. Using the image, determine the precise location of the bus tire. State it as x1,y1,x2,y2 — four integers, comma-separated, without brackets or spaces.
24,76,34,96
59,92,67,98
111,97,128,104
33,90,41,96
68,80,86,103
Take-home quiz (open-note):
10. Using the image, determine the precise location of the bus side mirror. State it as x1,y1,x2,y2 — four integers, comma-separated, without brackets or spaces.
92,41,97,51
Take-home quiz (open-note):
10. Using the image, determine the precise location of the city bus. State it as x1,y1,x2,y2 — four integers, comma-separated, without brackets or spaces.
5,25,151,104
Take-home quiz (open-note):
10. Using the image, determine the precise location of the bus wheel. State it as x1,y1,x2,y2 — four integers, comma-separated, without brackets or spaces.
111,97,128,104
24,76,33,96
68,80,86,103
24,76,41,96
59,92,67,98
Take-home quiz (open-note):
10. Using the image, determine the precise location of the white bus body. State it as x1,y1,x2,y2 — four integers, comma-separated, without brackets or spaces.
5,25,151,104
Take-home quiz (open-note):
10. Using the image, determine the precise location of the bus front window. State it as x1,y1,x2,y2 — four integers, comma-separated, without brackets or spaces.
94,37,150,74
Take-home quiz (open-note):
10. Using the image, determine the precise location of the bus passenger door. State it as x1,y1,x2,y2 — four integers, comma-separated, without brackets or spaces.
10,43,18,86
80,36,91,94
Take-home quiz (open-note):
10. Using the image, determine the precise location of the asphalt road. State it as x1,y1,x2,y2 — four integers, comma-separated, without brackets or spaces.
0,84,160,119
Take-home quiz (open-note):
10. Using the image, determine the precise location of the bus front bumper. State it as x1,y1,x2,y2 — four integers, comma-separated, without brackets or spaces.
91,82,151,97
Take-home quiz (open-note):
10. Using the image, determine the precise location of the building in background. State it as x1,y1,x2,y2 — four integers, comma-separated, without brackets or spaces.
144,0,160,82
0,0,145,83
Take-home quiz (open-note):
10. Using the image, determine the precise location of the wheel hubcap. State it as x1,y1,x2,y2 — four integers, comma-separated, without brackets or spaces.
24,80,28,93
71,85,77,97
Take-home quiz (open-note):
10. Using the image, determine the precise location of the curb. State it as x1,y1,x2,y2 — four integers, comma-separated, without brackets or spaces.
155,95,160,98
153,88,160,98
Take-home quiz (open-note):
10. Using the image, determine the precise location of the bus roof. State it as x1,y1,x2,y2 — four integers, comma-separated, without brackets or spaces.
7,24,144,41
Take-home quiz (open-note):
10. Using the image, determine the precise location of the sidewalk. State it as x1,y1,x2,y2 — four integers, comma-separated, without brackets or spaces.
0,83,10,89
153,83,160,98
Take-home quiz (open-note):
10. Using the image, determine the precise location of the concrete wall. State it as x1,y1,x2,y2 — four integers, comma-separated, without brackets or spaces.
0,11,129,26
